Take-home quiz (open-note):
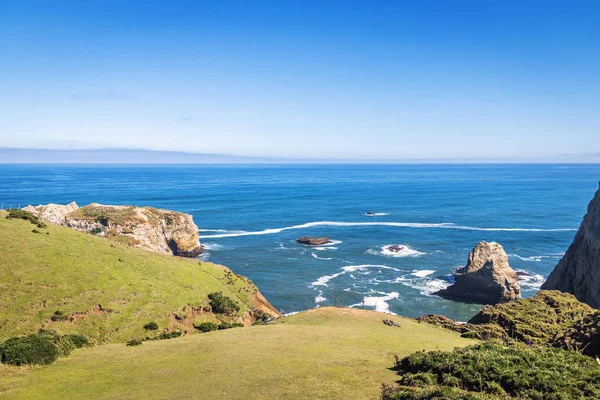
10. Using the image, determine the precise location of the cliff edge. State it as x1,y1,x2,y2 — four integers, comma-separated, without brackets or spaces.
23,202,203,257
541,183,600,307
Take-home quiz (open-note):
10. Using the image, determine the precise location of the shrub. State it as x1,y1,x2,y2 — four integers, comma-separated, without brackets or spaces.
0,332,59,366
218,322,244,330
5,209,40,225
143,322,159,331
208,292,240,315
37,222,47,228
195,322,218,332
384,342,600,399
68,334,89,348
90,227,103,235
127,338,143,346
31,229,41,234
252,309,271,325
50,310,69,322
157,331,182,340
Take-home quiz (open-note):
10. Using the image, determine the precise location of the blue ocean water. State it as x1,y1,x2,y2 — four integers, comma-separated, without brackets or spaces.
1,164,599,321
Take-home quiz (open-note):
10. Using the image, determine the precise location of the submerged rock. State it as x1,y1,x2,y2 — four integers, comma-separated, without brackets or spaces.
435,241,521,304
541,183,600,308
386,245,408,253
24,202,202,258
297,236,331,246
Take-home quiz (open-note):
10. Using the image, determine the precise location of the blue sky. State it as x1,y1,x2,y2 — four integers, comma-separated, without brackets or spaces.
1,0,599,161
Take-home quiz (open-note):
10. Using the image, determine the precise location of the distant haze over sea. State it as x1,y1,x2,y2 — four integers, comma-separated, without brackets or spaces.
1,147,599,164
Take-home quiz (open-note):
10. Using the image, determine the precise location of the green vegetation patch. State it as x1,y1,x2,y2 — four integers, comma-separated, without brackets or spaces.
0,330,88,366
553,310,600,357
208,292,240,315
384,342,600,400
418,290,595,345
0,308,475,400
0,210,270,344
5,209,40,225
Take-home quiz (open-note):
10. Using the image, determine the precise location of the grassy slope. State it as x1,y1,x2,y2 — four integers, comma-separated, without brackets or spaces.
0,307,475,400
0,211,272,343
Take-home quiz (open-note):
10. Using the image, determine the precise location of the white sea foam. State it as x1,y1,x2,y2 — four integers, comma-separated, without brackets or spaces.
401,278,451,296
315,292,327,303
365,212,390,216
381,244,426,258
201,221,575,239
201,242,222,250
312,253,333,261
510,253,564,262
516,271,546,289
310,264,399,287
350,292,400,314
411,270,435,278
284,311,300,317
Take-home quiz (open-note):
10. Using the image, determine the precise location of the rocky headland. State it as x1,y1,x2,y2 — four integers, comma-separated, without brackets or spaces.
23,202,203,257
541,183,600,307
435,241,521,304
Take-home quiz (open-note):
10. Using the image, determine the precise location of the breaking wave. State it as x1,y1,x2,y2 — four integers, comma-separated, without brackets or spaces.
201,221,576,238
311,253,333,261
411,270,435,278
350,292,400,314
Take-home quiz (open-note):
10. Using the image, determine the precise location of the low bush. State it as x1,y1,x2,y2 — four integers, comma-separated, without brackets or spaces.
31,229,41,234
383,342,600,399
157,331,182,340
127,338,143,346
208,292,240,315
195,322,218,332
5,209,40,225
89,227,103,235
50,310,69,322
143,322,159,331
218,322,244,330
0,331,59,366
68,334,89,348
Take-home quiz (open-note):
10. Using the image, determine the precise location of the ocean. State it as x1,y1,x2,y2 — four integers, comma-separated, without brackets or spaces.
1,163,598,321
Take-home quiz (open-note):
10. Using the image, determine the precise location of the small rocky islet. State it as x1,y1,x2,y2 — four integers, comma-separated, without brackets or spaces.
296,236,332,246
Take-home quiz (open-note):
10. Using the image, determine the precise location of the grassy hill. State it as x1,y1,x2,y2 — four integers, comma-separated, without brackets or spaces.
0,210,277,344
0,307,475,400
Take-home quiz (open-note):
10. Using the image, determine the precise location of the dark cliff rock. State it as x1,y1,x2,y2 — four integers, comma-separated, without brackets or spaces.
541,183,600,308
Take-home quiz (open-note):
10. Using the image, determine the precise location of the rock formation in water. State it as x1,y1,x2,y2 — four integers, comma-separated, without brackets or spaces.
541,183,600,307
297,236,331,246
23,202,202,257
435,241,521,304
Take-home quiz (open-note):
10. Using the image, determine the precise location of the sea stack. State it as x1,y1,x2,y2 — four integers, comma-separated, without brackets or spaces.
435,241,521,304
541,183,600,307
297,236,331,246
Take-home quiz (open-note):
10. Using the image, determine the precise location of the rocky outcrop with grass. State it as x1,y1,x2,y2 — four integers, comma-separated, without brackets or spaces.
418,290,595,344
541,183,600,307
553,310,600,357
435,241,521,304
23,202,203,257
382,342,600,400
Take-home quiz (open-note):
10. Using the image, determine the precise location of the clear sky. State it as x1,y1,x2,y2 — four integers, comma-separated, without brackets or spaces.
1,0,599,161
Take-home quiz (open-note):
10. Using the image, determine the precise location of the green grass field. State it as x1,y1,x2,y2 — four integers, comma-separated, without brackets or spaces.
0,211,275,344
0,307,475,400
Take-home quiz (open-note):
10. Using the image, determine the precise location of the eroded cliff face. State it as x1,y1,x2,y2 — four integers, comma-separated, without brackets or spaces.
24,202,203,258
435,241,521,304
542,184,600,308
